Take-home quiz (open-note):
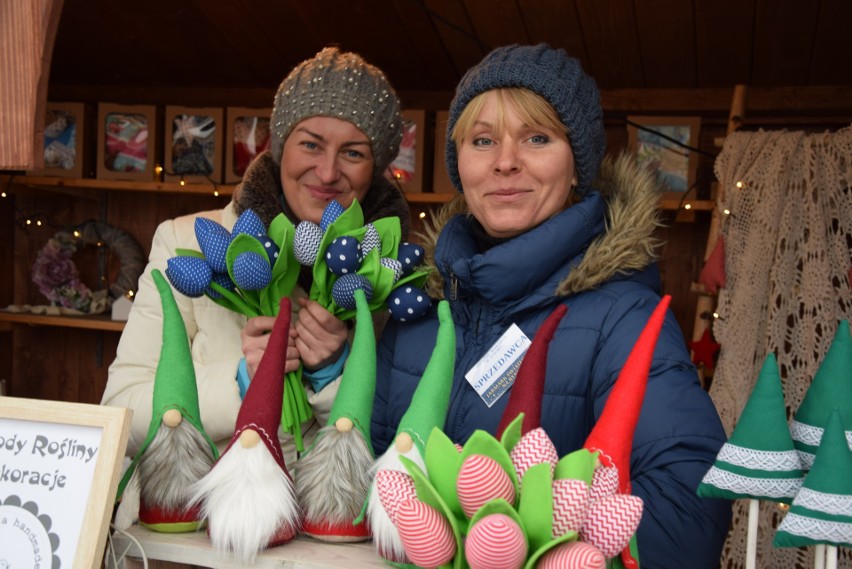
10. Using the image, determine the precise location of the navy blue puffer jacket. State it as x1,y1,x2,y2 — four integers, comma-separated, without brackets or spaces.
371,156,732,569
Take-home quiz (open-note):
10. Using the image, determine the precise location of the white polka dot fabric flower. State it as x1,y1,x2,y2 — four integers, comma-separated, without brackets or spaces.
324,235,363,276
387,285,431,322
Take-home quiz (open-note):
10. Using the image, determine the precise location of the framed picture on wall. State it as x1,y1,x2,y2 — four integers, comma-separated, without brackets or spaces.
96,103,158,182
431,110,455,194
31,102,87,178
627,116,701,199
224,107,272,184
385,109,426,194
164,106,223,184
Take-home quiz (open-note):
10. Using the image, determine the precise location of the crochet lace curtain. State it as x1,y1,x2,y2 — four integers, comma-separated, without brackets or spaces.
710,125,852,569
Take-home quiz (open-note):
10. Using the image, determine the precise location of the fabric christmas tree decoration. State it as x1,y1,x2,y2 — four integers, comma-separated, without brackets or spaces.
697,353,804,501
774,408,852,548
367,300,456,565
189,296,299,564
295,287,377,542
790,320,852,470
116,268,218,532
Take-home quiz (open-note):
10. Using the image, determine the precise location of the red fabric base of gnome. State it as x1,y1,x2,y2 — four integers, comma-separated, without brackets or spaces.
302,518,371,542
139,500,203,532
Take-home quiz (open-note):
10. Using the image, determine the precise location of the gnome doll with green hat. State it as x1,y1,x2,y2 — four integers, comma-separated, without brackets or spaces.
790,320,852,470
189,296,300,563
294,287,378,542
115,268,218,532
697,352,804,569
775,408,852,562
367,300,456,565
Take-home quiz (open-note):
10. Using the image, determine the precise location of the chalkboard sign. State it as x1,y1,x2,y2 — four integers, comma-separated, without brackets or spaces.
0,397,131,569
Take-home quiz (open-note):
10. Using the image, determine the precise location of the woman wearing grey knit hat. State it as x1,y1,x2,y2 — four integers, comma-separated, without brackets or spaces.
104,47,410,528
371,44,731,568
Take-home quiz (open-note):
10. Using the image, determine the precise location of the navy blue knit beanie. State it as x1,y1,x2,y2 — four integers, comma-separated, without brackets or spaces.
445,44,606,194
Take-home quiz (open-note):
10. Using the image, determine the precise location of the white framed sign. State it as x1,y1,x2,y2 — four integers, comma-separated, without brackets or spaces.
0,397,131,569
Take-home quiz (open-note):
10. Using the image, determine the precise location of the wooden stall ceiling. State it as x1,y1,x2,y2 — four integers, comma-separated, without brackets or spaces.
47,0,852,108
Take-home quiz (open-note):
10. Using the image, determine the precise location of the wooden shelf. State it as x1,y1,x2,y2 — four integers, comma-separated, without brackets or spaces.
6,175,232,197
3,176,711,210
0,311,125,332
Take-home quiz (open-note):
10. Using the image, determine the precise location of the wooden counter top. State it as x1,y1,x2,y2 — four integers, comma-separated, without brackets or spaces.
109,524,388,569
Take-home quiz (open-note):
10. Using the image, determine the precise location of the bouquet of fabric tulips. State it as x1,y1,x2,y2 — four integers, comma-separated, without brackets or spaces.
293,199,431,321
164,200,430,450
374,414,643,569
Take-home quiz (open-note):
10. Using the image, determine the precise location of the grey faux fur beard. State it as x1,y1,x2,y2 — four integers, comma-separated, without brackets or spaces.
138,420,216,512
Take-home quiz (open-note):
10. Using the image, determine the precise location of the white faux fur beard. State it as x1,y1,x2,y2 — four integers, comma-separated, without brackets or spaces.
189,441,299,564
138,420,216,512
294,425,374,529
367,444,425,563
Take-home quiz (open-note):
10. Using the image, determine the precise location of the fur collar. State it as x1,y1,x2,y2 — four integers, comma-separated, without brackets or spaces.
420,153,663,298
232,150,411,238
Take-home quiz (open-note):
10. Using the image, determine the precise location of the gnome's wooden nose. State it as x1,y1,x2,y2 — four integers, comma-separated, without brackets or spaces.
394,432,414,454
335,417,354,432
239,429,261,448
162,409,183,428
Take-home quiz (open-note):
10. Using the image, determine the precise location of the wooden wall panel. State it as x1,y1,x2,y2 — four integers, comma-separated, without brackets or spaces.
752,0,820,86
574,0,644,88
634,0,696,87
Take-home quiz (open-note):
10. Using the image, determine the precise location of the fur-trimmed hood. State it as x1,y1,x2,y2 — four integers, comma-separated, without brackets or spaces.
420,153,663,299
231,150,411,238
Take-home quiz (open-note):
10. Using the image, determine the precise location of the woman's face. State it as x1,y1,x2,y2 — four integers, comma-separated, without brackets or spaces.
280,116,374,224
457,93,577,239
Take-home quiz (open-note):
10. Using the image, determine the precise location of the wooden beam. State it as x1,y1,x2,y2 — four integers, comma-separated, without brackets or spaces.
0,0,64,170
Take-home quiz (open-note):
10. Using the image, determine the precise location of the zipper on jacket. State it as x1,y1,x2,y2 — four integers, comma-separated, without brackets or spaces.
446,266,459,301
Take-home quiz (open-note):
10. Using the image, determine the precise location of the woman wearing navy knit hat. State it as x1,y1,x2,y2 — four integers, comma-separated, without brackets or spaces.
371,44,731,568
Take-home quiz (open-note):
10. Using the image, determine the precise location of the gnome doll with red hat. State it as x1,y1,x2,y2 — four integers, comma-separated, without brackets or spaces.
114,269,218,532
189,296,300,563
294,287,377,542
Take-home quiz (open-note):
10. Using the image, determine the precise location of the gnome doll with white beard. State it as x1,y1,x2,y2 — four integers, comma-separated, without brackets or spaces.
114,269,219,532
189,296,300,563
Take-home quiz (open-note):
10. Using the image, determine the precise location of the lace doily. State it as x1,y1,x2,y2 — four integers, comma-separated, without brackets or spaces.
710,125,852,568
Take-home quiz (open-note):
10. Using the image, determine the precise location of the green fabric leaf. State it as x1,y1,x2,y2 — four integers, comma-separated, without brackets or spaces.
370,216,402,257
394,268,430,290
461,430,520,496
400,455,465,569
174,247,204,258
279,367,312,453
268,217,299,311
554,448,596,484
518,462,554,553
523,531,579,569
424,427,465,521
500,413,525,454
468,498,526,533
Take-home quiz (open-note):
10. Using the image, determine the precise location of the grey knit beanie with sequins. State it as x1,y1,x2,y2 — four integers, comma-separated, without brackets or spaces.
270,47,403,178
445,43,606,194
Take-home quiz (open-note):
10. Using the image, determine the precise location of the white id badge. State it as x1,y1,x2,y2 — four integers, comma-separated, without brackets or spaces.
465,324,531,407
